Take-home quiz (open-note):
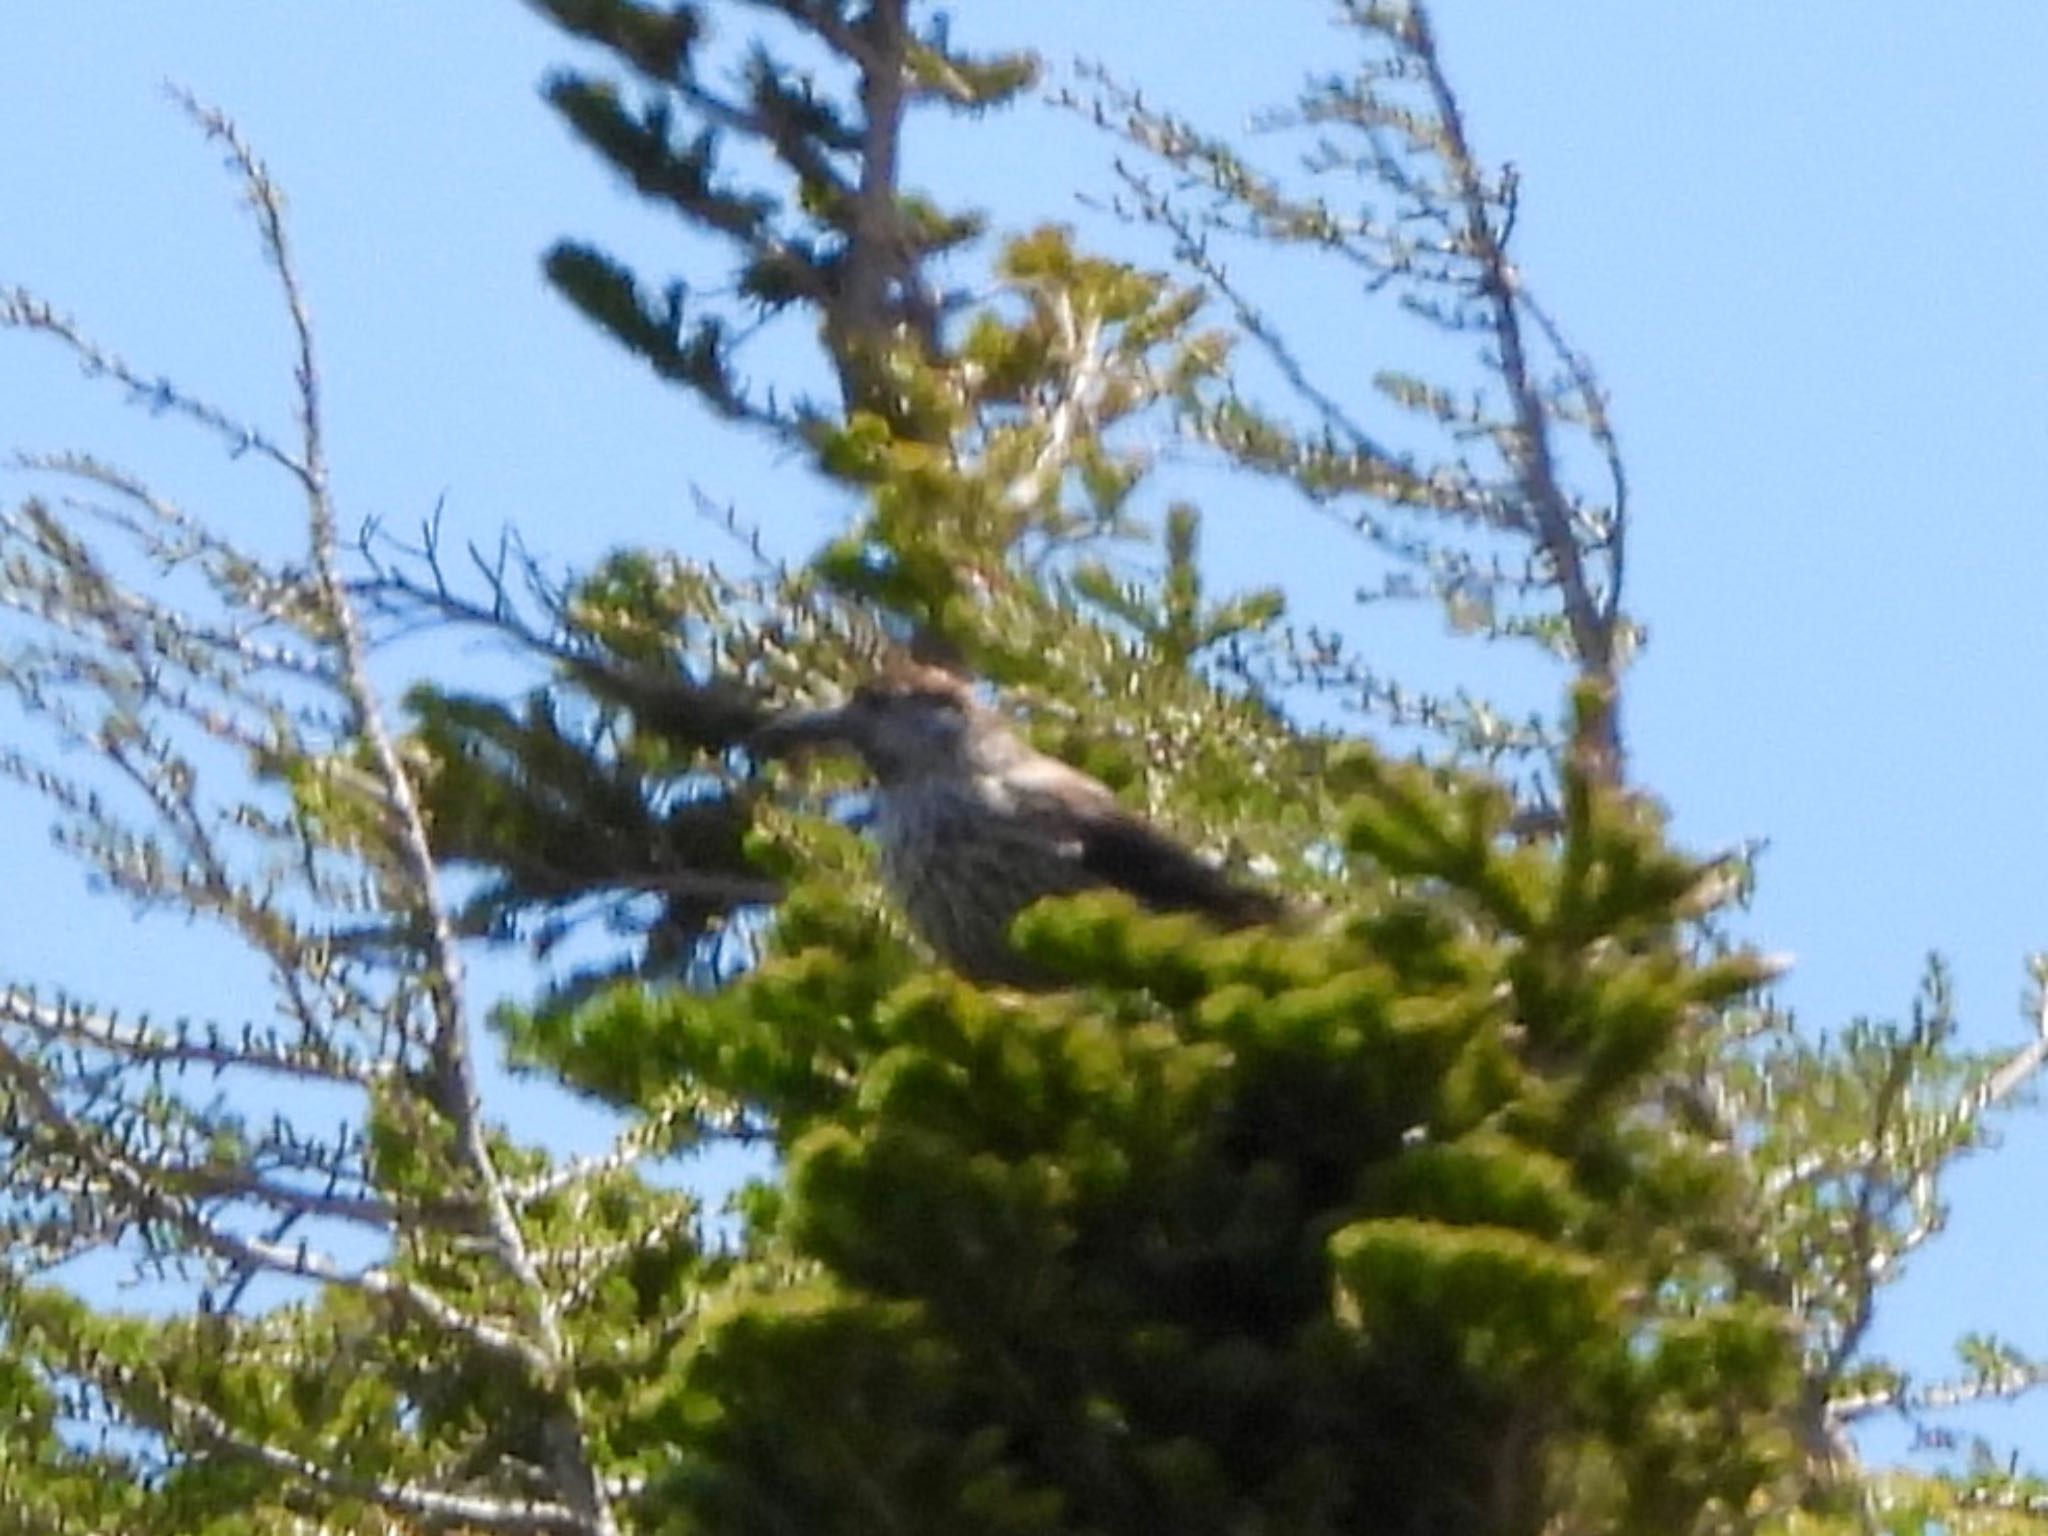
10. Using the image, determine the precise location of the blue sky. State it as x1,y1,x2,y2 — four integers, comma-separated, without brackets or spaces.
5,1,2048,1467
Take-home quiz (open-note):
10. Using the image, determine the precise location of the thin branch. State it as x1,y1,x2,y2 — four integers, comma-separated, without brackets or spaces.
0,289,311,485
1518,291,1627,634
1968,955,2048,1114
126,1373,593,1534
0,1030,552,1377
1833,1360,2048,1425
0,988,371,1087
1403,5,1617,776
735,0,875,69
154,1161,397,1229
511,1095,769,1208
170,89,618,1535
1817,1032,1921,1386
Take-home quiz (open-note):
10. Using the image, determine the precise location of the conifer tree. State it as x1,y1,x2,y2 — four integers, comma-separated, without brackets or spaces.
3,5,2046,1534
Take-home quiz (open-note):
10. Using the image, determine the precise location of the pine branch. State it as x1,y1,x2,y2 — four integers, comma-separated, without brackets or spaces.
161,91,621,1534
0,987,371,1086
1069,3,1631,786
511,1091,768,1207
1400,6,1619,776
0,288,311,486
0,1028,552,1379
103,1368,595,1534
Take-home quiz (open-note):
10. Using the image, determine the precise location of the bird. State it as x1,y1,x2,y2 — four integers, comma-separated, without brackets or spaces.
753,662,1282,986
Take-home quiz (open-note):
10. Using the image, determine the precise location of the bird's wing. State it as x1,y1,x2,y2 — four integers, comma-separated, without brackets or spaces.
995,758,1282,927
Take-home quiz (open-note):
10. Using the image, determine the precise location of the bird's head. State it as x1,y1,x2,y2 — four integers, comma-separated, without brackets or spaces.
753,664,999,784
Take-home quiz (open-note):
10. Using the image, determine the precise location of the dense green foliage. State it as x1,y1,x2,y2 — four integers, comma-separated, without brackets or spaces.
505,741,1800,1533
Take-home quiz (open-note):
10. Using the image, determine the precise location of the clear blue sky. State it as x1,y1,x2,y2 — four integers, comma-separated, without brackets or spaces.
5,1,2048,1468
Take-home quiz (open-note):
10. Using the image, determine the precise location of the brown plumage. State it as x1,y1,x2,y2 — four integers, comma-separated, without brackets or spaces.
753,665,1281,986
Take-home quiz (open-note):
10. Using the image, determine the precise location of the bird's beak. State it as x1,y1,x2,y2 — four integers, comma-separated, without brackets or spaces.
750,704,858,760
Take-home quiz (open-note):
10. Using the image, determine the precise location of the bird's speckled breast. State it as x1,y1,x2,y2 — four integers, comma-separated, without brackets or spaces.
873,777,1094,983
